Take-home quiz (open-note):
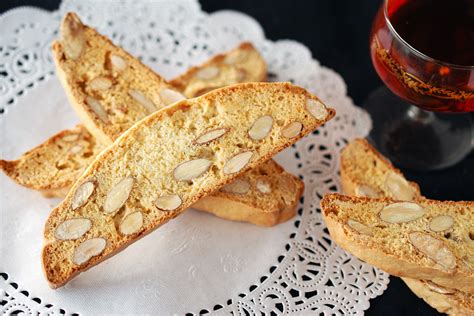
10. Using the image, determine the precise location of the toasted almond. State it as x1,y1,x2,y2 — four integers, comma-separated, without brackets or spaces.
256,180,271,193
119,211,143,235
223,151,254,174
55,218,92,240
248,115,273,140
173,159,212,181
194,128,228,145
62,133,80,142
155,194,182,211
71,181,95,210
429,215,454,232
60,13,85,60
347,219,373,235
103,177,134,214
281,121,303,139
129,90,156,113
423,280,456,295
110,54,127,72
89,77,113,91
354,184,381,198
196,66,220,80
379,202,425,223
384,172,417,201
86,96,109,123
221,179,250,194
306,98,328,120
409,232,456,271
159,88,186,105
224,50,249,65
72,238,106,265
69,145,83,154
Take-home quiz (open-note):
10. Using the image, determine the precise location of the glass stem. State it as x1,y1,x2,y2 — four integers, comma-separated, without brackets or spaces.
406,106,435,124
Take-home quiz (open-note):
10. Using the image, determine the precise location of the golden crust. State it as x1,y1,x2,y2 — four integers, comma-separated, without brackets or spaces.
42,82,335,288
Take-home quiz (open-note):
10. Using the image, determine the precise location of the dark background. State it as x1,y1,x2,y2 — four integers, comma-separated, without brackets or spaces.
2,1,472,315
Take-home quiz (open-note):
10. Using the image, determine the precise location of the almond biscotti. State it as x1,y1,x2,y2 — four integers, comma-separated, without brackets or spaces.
42,82,335,288
0,125,105,197
194,159,304,227
170,42,267,97
340,138,473,315
320,194,474,294
52,12,187,144
340,138,421,201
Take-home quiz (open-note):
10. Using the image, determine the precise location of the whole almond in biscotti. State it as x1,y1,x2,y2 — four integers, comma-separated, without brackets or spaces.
159,88,186,106
306,99,328,120
196,66,220,80
60,12,85,60
220,179,250,194
129,90,157,113
256,180,271,193
42,82,335,288
194,128,228,145
354,184,381,198
103,177,134,214
320,194,474,294
248,115,273,140
89,77,113,91
109,54,127,72
85,96,108,123
55,218,92,240
281,121,303,139
71,181,95,210
384,172,417,201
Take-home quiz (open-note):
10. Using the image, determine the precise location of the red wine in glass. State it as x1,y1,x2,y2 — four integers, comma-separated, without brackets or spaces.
366,0,474,170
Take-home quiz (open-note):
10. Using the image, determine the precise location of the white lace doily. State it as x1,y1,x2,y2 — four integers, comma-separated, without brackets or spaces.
0,0,388,314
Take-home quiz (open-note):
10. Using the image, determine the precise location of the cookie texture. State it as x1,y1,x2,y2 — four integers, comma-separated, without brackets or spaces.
42,82,335,288
340,138,474,315
321,193,474,294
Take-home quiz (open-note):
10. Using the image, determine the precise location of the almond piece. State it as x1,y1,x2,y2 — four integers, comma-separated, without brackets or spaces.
379,202,425,223
69,145,83,154
71,181,95,210
194,128,227,145
60,13,85,60
110,54,127,72
89,77,113,91
429,215,454,232
159,88,186,106
129,90,156,113
55,218,92,240
62,133,80,142
196,66,220,80
408,232,456,271
173,159,212,181
86,96,109,123
248,115,273,140
347,219,373,235
119,211,143,235
354,184,381,198
72,238,106,265
103,177,134,214
281,121,303,139
155,194,182,211
256,180,271,193
221,179,250,194
306,98,328,120
423,280,456,295
223,151,254,174
384,172,417,201
224,51,248,65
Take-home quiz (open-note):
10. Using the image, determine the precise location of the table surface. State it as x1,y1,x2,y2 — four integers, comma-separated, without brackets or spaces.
1,0,473,315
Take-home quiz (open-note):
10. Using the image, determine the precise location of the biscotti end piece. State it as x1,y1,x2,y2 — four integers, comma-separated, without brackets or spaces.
321,193,474,293
52,12,185,144
340,139,421,201
193,160,304,226
0,125,104,197
402,278,474,316
42,82,335,288
170,42,267,98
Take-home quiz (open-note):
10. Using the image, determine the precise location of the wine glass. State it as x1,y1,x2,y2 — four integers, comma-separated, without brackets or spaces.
366,0,473,170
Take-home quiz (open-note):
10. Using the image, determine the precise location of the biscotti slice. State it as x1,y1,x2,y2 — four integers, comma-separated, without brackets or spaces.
52,12,187,144
194,159,304,227
340,138,421,201
403,278,474,315
42,82,335,288
340,138,473,315
320,193,474,293
0,125,105,197
170,42,267,98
